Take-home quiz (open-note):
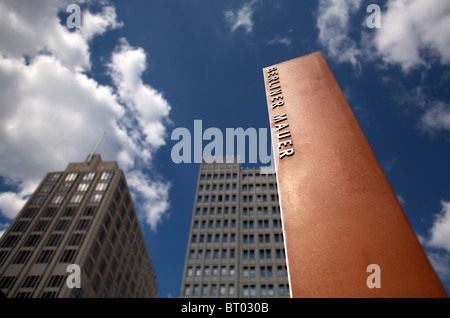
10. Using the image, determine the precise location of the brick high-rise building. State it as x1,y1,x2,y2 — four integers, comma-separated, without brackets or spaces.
0,154,158,298
180,159,289,298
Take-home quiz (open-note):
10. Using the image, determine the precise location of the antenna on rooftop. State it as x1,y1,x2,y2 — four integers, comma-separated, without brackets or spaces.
87,131,107,164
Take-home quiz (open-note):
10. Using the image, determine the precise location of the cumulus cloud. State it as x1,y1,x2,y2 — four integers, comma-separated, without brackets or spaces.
374,0,450,73
419,201,450,288
421,102,450,133
426,201,450,252
0,1,171,231
266,35,292,47
81,5,124,41
316,0,362,69
224,0,259,34
316,0,450,73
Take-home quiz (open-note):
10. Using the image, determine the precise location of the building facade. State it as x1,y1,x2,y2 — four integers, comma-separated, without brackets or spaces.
0,154,158,298
180,160,290,298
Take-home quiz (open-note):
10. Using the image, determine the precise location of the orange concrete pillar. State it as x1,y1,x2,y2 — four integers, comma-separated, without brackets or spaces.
263,51,448,298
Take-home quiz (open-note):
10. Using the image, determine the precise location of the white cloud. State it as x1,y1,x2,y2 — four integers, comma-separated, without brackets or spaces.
418,201,450,290
0,1,171,231
0,0,90,71
316,0,362,68
426,201,450,252
81,5,123,41
421,102,450,133
108,39,171,151
426,251,450,285
266,35,292,47
224,0,259,34
397,194,406,206
374,0,450,73
316,0,450,74
0,223,9,239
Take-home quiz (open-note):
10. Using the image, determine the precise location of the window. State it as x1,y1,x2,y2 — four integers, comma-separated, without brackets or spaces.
32,195,46,205
92,275,100,291
43,207,57,217
83,172,95,181
46,234,62,247
51,195,65,205
47,173,60,182
1,235,20,248
47,275,64,288
0,276,17,289
54,220,69,232
68,234,83,246
65,173,78,182
63,207,77,217
59,249,77,263
101,171,113,180
33,220,50,232
40,184,53,193
90,194,103,204
77,183,89,192
11,220,30,232
23,208,38,218
22,275,40,288
96,182,108,191
83,206,96,216
42,291,57,298
24,234,41,247
76,219,90,231
13,250,32,264
70,194,84,204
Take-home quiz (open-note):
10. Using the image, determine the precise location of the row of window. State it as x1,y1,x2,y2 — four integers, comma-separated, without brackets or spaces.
186,265,235,277
195,206,281,217
32,193,103,206
190,233,284,245
242,284,290,297
200,172,275,181
34,171,114,206
197,194,279,203
243,233,284,244
6,246,78,265
185,265,288,279
243,265,288,278
45,171,112,184
198,183,278,192
189,249,236,260
191,233,236,244
195,206,238,215
243,249,285,260
193,219,236,230
6,215,92,236
243,206,280,215
242,184,277,191
183,283,289,297
197,194,237,203
199,183,237,191
242,194,278,203
185,283,236,297
243,220,282,229
188,248,286,261
200,173,238,181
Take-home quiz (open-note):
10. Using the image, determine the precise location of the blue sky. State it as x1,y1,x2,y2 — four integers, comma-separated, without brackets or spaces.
0,0,449,297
